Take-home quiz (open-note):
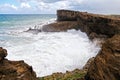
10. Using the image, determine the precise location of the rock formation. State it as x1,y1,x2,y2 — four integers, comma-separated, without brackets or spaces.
0,47,37,80
41,10,120,80
43,10,120,39
85,35,120,80
42,21,78,32
3,10,120,80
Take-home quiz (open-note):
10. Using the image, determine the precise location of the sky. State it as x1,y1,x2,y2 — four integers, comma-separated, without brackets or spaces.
0,0,120,14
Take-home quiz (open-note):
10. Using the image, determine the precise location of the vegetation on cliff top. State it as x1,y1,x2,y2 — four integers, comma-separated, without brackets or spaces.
39,69,86,80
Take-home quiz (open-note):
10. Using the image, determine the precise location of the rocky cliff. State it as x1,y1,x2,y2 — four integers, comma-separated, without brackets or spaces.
85,35,120,80
0,47,37,80
43,10,120,39
57,10,120,80
3,10,120,80
41,10,120,80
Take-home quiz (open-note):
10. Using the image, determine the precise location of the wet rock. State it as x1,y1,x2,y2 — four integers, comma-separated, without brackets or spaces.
0,47,37,80
85,35,120,80
0,47,7,61
83,57,95,70
42,21,78,32
25,28,41,34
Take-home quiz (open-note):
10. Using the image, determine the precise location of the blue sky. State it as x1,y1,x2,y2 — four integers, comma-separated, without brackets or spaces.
0,0,120,14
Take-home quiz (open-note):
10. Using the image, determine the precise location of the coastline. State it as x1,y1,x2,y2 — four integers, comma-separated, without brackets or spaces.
38,10,120,80
0,10,120,80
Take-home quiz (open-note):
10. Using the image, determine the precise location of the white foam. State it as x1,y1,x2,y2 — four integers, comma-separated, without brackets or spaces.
6,29,100,77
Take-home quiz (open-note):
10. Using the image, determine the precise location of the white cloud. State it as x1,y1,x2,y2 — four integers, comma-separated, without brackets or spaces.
42,0,63,3
75,0,120,14
35,0,71,13
11,4,18,10
0,4,18,10
1,0,120,14
16,0,120,14
21,2,31,8
17,0,64,3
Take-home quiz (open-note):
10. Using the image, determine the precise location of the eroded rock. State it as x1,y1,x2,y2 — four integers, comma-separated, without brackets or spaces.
0,47,37,80
85,35,120,80
44,10,120,39
42,21,78,32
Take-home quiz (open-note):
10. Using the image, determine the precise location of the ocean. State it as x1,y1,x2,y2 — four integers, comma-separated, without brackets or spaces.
0,14,100,77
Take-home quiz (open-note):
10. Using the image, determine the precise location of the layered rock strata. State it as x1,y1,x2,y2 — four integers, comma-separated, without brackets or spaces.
43,10,120,39
85,35,120,80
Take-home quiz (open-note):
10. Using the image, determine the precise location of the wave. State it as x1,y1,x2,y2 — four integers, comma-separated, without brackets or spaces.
5,29,100,77
0,15,100,77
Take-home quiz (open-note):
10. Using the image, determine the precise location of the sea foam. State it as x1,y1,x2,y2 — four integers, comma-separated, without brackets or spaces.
6,29,100,77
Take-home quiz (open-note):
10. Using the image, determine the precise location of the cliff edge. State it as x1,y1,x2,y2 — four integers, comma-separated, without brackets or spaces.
43,10,120,39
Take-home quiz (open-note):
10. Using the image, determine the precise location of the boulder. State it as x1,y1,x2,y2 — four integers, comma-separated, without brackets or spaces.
85,35,120,80
0,47,37,80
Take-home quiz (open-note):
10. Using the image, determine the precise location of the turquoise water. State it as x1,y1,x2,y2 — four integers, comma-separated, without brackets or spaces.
0,14,56,45
0,14,56,29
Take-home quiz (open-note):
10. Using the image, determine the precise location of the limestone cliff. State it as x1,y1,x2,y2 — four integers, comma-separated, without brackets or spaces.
0,47,37,80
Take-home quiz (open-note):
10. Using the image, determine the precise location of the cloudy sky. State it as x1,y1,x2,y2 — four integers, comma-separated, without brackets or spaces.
0,0,120,14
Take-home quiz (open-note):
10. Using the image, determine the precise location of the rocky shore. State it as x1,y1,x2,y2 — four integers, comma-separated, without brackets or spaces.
43,10,120,39
0,47,37,80
41,10,120,80
85,35,120,80
0,10,120,80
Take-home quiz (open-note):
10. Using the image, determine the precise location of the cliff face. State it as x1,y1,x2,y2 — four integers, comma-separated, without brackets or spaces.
0,47,37,80
57,10,79,21
57,10,120,38
42,10,120,39
85,35,120,80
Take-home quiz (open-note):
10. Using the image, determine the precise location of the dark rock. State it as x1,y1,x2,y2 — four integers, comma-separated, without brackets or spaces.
85,35,120,80
0,47,7,61
77,12,120,38
83,57,95,70
25,28,41,34
57,10,79,21
42,21,78,32
0,47,37,80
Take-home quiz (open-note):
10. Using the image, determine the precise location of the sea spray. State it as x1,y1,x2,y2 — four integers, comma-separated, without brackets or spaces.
0,14,100,77
6,29,100,77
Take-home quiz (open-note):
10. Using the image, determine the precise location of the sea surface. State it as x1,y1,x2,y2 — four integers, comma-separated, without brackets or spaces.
0,14,100,77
